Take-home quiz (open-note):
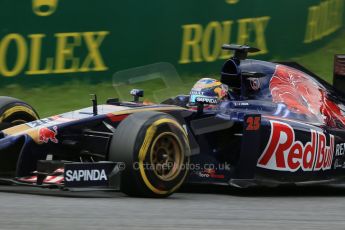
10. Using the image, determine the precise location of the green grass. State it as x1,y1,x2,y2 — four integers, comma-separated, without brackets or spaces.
2,83,117,118
1,30,345,118
292,31,345,83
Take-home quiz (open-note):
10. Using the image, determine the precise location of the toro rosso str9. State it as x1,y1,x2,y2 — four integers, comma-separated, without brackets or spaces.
0,44,345,198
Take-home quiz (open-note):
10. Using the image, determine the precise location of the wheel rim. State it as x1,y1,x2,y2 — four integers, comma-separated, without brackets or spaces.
150,132,183,181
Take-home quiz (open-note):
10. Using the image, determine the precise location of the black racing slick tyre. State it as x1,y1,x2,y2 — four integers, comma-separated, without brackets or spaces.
109,111,190,198
0,96,39,130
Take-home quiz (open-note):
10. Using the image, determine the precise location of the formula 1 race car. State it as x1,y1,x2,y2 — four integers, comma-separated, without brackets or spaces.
1,44,345,198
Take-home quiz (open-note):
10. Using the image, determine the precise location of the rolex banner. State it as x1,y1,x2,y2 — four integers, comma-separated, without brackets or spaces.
0,0,344,85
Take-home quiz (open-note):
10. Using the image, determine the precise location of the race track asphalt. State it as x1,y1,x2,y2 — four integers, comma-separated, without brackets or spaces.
0,185,345,230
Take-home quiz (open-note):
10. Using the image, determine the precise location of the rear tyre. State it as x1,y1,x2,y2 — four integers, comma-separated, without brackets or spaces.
109,111,190,198
0,97,39,130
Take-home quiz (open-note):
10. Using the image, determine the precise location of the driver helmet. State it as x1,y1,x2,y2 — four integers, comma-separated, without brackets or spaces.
188,78,229,107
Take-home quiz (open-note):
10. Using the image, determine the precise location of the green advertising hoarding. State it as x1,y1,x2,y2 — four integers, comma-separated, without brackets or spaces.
0,0,344,86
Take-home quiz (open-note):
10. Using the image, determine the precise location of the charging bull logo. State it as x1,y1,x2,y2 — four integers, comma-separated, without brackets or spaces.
32,0,59,17
39,126,58,143
257,121,334,172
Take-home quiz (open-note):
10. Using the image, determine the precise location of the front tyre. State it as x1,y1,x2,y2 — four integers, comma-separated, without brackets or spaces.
109,111,190,198
0,96,39,130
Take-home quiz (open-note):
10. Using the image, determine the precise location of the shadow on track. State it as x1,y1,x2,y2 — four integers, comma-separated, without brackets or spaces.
2,184,345,198
180,184,345,197
0,186,126,198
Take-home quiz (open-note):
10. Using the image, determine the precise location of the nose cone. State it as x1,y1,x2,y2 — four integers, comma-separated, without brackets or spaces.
3,124,41,143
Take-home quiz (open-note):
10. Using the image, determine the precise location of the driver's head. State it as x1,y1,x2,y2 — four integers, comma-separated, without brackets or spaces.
188,78,229,107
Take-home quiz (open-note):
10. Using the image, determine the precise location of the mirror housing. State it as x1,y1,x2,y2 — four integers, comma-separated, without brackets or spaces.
130,89,144,102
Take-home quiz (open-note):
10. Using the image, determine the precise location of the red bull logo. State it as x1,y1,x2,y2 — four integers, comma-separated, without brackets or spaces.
39,126,58,143
257,121,334,172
